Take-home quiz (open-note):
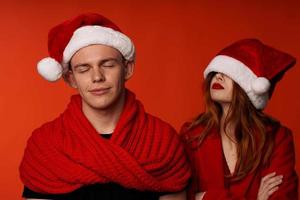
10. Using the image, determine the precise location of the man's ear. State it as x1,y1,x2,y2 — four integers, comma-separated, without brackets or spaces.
63,70,78,88
124,61,135,81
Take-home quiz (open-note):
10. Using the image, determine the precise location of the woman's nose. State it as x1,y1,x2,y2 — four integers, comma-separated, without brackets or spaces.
215,73,224,81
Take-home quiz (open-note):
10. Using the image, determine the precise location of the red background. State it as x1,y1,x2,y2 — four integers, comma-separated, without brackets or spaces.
0,1,299,199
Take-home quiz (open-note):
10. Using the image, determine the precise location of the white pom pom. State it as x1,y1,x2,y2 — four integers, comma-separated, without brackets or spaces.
37,57,62,82
251,77,271,95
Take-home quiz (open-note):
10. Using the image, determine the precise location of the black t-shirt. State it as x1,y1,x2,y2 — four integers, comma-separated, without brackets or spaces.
22,134,164,200
23,183,162,200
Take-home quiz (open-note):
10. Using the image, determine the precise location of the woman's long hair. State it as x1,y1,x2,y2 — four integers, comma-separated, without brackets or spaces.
189,72,280,181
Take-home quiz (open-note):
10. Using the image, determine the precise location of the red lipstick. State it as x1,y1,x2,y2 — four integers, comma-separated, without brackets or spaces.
212,83,224,89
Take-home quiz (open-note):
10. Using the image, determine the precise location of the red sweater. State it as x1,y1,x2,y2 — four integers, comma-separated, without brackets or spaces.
181,124,298,200
20,91,191,194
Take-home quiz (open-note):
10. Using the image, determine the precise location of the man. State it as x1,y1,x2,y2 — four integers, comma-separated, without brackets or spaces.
19,13,191,200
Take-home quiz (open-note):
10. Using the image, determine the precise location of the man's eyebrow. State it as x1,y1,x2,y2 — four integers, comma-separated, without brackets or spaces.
72,58,122,69
99,57,122,64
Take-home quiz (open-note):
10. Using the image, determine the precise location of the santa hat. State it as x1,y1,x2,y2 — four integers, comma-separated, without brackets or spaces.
37,13,135,82
204,38,296,109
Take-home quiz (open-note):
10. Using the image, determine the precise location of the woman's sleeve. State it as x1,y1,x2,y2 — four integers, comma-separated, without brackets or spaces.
261,127,298,200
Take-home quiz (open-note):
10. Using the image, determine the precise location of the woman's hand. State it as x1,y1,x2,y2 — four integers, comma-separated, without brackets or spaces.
195,192,206,200
159,190,186,200
257,172,283,200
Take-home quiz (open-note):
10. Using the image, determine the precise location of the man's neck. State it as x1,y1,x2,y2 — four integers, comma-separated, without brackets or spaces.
82,93,125,134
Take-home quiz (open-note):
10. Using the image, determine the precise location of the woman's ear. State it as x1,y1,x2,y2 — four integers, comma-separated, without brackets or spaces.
124,61,135,81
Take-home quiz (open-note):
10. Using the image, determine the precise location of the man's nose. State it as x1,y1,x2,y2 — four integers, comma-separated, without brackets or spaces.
92,67,105,83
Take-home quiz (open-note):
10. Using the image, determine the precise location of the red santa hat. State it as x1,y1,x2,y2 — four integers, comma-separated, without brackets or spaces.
204,38,296,109
37,13,135,82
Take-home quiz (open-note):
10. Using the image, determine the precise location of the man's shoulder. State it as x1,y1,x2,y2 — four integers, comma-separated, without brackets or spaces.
145,113,177,134
30,115,63,139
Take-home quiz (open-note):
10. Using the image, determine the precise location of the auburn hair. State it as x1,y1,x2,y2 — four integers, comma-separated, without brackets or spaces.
189,72,279,181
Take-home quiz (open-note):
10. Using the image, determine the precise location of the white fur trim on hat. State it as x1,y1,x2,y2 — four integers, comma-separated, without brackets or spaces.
252,77,270,95
62,25,135,67
204,55,270,109
37,57,62,82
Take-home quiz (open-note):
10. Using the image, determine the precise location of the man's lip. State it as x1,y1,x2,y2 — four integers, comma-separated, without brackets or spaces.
212,83,224,89
89,88,110,92
89,87,110,95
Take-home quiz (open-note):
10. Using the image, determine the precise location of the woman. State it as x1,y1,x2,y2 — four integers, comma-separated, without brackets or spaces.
180,39,298,200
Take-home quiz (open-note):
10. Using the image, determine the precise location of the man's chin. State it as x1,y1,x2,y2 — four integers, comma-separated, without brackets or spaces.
87,100,111,111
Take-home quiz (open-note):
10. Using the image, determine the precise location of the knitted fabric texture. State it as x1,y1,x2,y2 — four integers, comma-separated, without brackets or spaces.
19,90,191,194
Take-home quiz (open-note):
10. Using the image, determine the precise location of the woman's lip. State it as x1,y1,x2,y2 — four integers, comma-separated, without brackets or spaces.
212,83,224,89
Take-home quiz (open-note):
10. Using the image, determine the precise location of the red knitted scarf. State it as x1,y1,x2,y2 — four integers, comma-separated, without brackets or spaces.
20,90,190,194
